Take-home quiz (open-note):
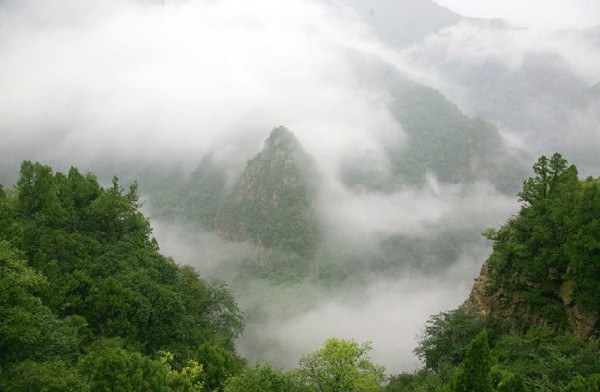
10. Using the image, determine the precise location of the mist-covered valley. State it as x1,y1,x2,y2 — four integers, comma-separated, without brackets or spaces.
1,0,599,384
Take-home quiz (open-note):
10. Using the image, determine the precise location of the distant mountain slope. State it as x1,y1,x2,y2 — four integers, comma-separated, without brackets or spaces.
215,127,320,261
342,63,526,192
402,22,600,176
149,157,227,230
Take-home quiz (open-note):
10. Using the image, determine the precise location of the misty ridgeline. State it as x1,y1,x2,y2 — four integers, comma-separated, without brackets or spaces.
0,0,599,391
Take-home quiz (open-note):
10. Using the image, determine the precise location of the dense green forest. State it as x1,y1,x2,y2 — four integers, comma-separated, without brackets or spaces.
340,67,527,193
0,161,244,391
387,154,600,391
1,154,599,391
0,160,392,391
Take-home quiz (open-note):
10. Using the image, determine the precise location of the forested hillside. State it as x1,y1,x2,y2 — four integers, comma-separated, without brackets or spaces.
1,154,599,391
0,161,244,391
468,153,599,337
215,127,320,263
150,127,320,277
336,67,526,192
0,161,388,392
387,154,600,391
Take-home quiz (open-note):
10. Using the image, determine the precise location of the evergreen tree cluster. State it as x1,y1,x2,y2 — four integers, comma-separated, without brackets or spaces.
0,161,244,391
485,153,600,332
2,153,599,391
388,154,600,391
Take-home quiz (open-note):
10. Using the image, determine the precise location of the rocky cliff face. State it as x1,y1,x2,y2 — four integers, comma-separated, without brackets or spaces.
464,261,598,339
215,127,320,263
463,157,600,339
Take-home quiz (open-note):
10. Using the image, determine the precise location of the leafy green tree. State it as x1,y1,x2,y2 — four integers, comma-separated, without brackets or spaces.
87,177,151,244
518,153,570,205
158,351,204,392
0,161,246,390
492,327,600,391
496,373,528,392
415,308,487,371
447,329,493,392
1,359,88,392
196,341,244,391
0,241,81,366
77,339,170,392
16,161,65,224
484,153,599,332
385,369,444,392
224,363,298,392
82,276,150,340
0,185,22,244
296,338,385,392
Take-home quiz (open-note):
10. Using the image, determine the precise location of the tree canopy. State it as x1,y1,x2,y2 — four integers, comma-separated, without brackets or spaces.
0,161,244,391
296,338,385,392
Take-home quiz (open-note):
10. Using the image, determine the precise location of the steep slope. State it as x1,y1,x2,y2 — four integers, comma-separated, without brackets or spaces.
148,157,228,229
342,64,526,192
215,127,320,262
464,154,600,338
406,154,600,391
402,22,600,176
0,161,244,391
390,78,503,184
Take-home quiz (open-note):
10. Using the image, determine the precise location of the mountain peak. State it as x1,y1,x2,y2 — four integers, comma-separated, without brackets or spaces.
216,127,320,265
266,126,297,147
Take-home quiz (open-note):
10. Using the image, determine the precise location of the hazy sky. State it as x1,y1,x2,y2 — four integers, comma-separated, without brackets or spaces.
434,0,600,29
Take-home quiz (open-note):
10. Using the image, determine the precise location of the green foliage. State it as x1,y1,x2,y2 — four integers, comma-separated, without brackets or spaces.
77,339,171,391
563,373,600,391
414,308,488,371
447,329,493,392
150,157,227,229
0,240,83,366
492,327,600,391
196,340,244,391
342,75,525,192
567,177,600,310
217,127,320,261
485,153,600,332
403,153,600,392
159,351,204,391
385,370,444,392
16,161,66,225
518,153,570,205
296,337,385,392
224,363,298,392
496,373,528,392
0,161,244,390
1,359,88,392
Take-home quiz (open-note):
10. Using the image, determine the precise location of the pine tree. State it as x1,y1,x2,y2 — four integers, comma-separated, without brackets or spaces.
448,329,493,392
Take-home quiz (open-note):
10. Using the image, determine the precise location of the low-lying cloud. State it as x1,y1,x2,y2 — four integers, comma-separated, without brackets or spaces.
236,247,491,373
150,177,517,372
1,0,594,376
0,0,401,181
